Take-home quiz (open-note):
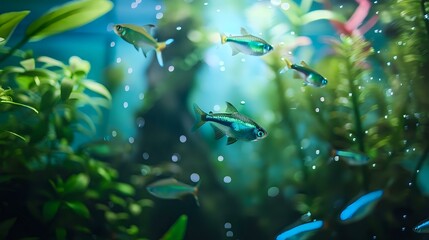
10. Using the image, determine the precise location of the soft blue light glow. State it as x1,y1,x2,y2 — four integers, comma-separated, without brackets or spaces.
276,220,324,240
340,190,383,222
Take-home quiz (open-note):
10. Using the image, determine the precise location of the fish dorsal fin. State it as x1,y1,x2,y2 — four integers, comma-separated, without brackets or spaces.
227,137,238,145
240,27,249,35
300,60,311,68
210,124,225,140
225,102,239,113
142,24,156,36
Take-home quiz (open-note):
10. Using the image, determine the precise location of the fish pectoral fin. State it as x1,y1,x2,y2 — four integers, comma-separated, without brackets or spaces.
225,102,239,113
230,45,240,56
139,44,154,57
240,27,249,35
227,137,238,145
133,44,140,52
210,124,225,140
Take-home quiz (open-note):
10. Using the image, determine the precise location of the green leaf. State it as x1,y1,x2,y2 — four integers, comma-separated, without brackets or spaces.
82,80,112,101
64,173,89,194
55,228,67,240
37,56,66,68
0,217,17,239
26,0,113,42
69,56,90,77
114,182,135,196
40,88,58,112
0,11,30,46
42,200,61,221
160,215,188,240
61,78,74,101
0,100,39,114
65,201,90,218
20,58,35,70
301,10,346,25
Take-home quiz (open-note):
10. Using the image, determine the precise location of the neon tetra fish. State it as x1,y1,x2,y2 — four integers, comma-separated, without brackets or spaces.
414,218,429,233
281,58,328,87
340,190,383,224
331,149,370,166
193,102,267,145
146,178,200,206
276,220,324,240
113,24,174,67
220,28,273,56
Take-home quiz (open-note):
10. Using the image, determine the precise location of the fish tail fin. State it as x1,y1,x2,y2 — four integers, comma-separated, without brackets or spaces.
155,39,174,67
192,104,207,131
194,181,201,207
220,33,227,44
280,57,293,74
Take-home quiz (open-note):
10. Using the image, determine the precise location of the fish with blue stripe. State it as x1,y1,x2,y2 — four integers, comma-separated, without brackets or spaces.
281,58,328,87
193,102,267,145
146,178,200,206
414,218,429,233
276,220,324,240
340,190,383,223
220,28,273,56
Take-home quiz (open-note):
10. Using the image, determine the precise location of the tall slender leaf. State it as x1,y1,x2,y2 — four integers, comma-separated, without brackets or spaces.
0,11,30,46
26,0,113,41
65,201,90,218
160,215,188,240
0,217,17,239
82,80,112,101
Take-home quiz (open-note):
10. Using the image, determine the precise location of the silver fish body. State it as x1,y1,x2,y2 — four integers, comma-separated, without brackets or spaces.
193,102,267,145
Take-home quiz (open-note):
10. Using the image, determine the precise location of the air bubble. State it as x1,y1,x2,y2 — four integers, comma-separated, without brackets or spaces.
226,231,233,237
112,131,117,137
281,2,290,10
125,85,130,91
240,100,246,105
268,187,280,197
220,66,226,72
315,108,319,113
176,26,182,31
224,222,232,229
128,137,134,144
142,152,149,160
116,57,122,63
320,97,325,102
155,5,162,10
131,2,138,8
190,173,200,182
110,41,115,47
123,102,129,108
172,154,180,162
223,176,232,183
139,93,144,100
137,117,145,128
179,135,187,143
312,165,316,170
156,12,163,19
168,66,175,72
316,149,320,155
218,155,224,162
213,105,221,111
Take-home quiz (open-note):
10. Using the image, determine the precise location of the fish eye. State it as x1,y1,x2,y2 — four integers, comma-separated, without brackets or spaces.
323,79,328,85
257,130,265,138
115,25,123,31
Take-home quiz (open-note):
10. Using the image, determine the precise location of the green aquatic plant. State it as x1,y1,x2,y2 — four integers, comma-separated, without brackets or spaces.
0,0,113,63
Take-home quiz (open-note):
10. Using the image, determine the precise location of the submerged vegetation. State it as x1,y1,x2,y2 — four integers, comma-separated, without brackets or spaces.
1,0,429,239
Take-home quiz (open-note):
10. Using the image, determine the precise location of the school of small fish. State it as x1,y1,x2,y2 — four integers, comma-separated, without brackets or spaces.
111,7,425,238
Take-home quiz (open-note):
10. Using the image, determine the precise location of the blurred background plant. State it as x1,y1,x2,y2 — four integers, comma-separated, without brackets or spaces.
1,0,429,239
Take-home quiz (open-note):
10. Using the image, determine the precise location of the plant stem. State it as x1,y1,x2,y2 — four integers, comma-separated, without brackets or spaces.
0,37,29,63
344,42,369,190
273,69,309,181
421,0,429,37
411,144,429,186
